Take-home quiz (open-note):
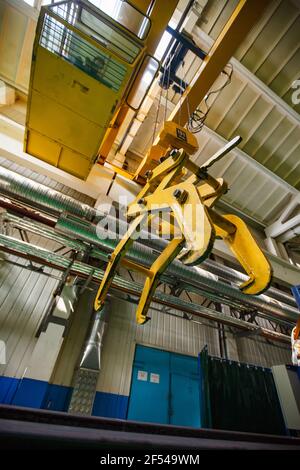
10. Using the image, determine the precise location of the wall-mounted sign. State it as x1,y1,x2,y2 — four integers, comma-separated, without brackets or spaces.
150,373,160,384
137,370,148,381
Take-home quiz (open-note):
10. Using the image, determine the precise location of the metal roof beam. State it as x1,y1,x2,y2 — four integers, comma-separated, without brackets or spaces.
168,0,271,126
200,125,298,196
194,27,300,128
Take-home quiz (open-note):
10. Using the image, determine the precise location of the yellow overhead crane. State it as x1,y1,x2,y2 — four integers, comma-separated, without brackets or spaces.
99,0,272,182
24,0,178,179
94,136,272,324
24,0,273,323
24,0,270,182
92,0,273,322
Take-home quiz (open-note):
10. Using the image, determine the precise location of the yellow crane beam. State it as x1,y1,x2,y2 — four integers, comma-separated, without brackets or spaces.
131,0,271,179
169,0,271,127
98,0,179,162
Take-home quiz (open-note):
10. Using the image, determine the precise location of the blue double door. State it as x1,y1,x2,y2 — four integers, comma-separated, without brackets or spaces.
127,345,201,427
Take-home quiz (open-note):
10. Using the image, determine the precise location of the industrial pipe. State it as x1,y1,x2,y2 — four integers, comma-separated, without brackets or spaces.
0,169,297,322
0,231,291,343
0,167,97,221
79,302,109,371
0,166,294,306
1,209,293,328
68,300,110,415
56,214,299,323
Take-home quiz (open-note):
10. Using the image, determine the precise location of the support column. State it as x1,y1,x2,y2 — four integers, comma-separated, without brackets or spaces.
12,279,78,408
0,81,15,107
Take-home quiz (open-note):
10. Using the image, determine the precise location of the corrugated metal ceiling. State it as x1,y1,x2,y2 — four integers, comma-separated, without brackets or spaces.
129,0,300,227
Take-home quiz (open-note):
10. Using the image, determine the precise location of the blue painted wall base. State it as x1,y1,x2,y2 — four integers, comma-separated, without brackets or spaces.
0,375,128,418
92,391,128,419
13,378,49,408
0,376,20,405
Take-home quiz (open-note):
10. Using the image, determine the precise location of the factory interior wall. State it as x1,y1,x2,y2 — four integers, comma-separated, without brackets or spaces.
91,295,220,419
0,256,292,421
0,245,59,404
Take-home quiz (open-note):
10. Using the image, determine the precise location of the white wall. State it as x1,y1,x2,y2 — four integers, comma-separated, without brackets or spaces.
0,236,58,379
0,157,97,380
0,1,37,93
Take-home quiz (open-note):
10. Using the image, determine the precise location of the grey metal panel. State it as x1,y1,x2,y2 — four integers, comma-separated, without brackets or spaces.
0,223,65,379
235,336,291,368
224,330,240,361
0,257,58,378
50,290,94,387
272,365,300,430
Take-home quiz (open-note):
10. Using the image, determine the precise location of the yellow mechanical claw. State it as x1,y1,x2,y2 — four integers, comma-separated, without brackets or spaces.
213,213,272,295
134,236,185,324
94,213,148,312
94,134,273,325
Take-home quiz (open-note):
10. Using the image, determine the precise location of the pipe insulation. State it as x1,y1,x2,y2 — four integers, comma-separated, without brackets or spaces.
0,194,295,309
0,166,295,308
0,168,297,320
56,214,299,323
0,232,291,343
0,210,265,314
79,302,109,371
1,210,293,325
0,167,97,221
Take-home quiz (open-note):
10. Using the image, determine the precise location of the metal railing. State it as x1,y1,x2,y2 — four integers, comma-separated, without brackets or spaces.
40,14,127,92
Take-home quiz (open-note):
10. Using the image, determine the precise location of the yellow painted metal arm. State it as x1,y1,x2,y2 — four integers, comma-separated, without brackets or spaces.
94,213,147,311
94,137,273,324
169,0,271,127
135,236,185,324
211,212,272,295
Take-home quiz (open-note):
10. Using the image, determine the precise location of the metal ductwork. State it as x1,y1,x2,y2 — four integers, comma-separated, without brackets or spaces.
79,304,109,371
0,200,296,311
0,167,97,221
55,212,297,310
0,208,295,331
0,168,298,325
0,231,292,343
201,259,296,307
0,166,295,309
55,214,299,323
68,301,110,415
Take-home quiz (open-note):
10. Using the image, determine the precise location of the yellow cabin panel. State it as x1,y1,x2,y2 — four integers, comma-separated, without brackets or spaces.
28,89,105,157
24,1,139,180
26,130,61,166
58,147,92,179
32,46,128,126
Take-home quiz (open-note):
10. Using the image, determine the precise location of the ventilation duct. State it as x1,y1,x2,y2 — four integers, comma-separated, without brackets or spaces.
68,301,110,415
0,169,298,323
